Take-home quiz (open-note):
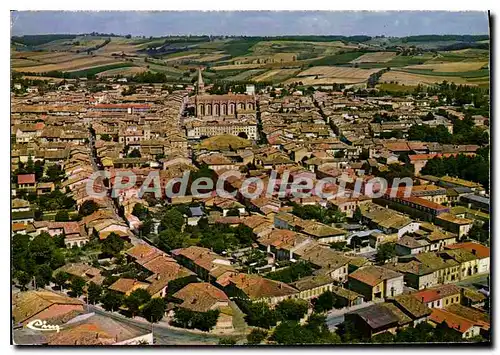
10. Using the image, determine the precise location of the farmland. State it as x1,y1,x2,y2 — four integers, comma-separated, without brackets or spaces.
223,69,267,82
288,66,379,85
96,66,148,77
403,61,488,72
12,56,125,73
351,51,396,63
10,34,489,86
379,71,472,86
252,69,301,83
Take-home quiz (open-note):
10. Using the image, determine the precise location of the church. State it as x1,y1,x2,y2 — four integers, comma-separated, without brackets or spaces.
184,68,259,140
190,68,256,118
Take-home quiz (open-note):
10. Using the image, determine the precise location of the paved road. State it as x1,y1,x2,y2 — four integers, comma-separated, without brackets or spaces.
326,315,345,330
87,128,144,246
88,305,221,345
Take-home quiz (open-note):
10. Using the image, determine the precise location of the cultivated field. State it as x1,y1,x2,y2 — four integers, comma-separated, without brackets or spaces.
11,58,40,67
297,66,378,79
223,69,266,82
12,56,124,73
10,35,490,85
380,71,472,86
193,53,229,62
212,63,264,71
351,51,397,63
252,69,300,83
403,61,488,72
94,37,149,55
96,66,148,77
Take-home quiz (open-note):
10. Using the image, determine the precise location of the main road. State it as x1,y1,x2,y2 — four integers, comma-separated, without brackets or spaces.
87,305,223,345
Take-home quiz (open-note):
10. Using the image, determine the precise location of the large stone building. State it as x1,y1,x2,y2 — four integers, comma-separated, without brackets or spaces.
191,69,256,118
185,69,258,139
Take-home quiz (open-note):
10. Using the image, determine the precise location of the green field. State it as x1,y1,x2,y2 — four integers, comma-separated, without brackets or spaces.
67,63,137,77
377,82,418,93
10,34,491,86
396,68,490,78
223,69,266,82
308,51,365,66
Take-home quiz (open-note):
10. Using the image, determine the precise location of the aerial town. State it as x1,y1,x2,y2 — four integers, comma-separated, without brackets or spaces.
11,12,490,346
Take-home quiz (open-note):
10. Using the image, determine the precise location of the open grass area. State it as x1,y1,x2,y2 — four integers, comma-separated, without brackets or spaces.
12,56,123,73
404,61,488,72
96,66,148,77
64,63,137,77
397,68,489,78
380,70,475,86
351,51,397,63
252,68,300,83
221,38,261,57
308,51,365,66
377,82,418,93
223,69,266,82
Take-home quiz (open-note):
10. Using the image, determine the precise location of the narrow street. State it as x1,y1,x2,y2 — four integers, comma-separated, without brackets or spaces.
87,127,145,245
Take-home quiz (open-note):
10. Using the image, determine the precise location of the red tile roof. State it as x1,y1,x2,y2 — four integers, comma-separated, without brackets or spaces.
412,284,461,303
429,308,476,334
446,242,490,259
94,104,150,109
17,174,36,185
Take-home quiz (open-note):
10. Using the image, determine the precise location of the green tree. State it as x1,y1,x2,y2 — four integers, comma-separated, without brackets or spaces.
371,332,395,343
44,164,65,182
433,321,463,342
101,233,125,257
100,134,112,141
271,320,316,344
34,264,53,288
87,282,102,305
337,319,365,342
304,313,341,344
161,208,184,230
70,276,86,297
101,291,124,312
243,302,277,329
171,308,220,331
225,208,240,217
12,233,31,272
313,290,337,313
54,210,70,222
124,288,151,317
50,249,66,270
218,337,236,345
79,200,99,217
158,228,186,252
266,261,314,283
246,329,268,344
142,297,166,323
128,148,142,158
466,224,489,245
29,233,55,265
275,299,309,321
53,271,70,290
15,270,31,291
132,203,149,220
376,242,397,263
